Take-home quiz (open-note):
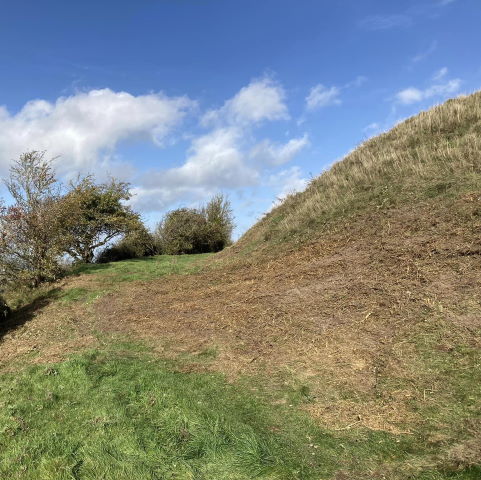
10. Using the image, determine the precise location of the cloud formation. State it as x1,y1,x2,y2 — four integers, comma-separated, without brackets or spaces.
305,84,341,110
202,77,288,127
359,14,412,30
432,67,448,81
411,41,437,64
130,79,307,212
0,79,309,225
395,77,461,105
250,135,310,166
268,166,308,207
0,89,194,174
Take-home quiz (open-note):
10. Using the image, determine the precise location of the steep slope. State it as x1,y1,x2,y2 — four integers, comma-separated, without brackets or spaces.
1,92,480,479
236,91,481,256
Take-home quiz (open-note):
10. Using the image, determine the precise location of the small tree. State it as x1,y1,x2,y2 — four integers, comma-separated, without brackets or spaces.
155,194,234,255
156,208,209,255
60,177,141,263
202,194,234,252
0,151,64,287
96,224,157,263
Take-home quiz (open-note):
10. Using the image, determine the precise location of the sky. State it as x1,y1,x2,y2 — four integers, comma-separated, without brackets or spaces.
0,0,480,237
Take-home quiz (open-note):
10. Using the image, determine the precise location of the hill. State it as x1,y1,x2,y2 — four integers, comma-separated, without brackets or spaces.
237,91,481,255
1,92,480,479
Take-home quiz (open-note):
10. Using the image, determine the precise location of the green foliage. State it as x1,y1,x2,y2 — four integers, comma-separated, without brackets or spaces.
0,151,149,288
0,151,65,288
156,208,210,255
96,226,158,264
61,176,142,263
202,193,234,252
156,194,234,255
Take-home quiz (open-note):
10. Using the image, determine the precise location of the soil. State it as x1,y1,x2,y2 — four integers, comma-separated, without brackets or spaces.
1,196,480,435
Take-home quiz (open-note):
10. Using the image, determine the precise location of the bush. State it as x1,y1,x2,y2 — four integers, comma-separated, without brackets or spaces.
97,227,157,263
156,208,210,255
202,194,234,252
155,195,234,255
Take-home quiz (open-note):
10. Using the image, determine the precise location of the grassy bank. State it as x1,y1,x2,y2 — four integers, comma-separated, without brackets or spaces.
2,343,478,480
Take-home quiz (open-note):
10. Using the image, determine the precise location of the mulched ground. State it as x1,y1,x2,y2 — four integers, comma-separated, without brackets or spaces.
1,195,480,435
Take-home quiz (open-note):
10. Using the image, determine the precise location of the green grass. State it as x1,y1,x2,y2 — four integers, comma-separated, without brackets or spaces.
72,254,212,282
4,255,212,311
56,254,212,306
0,344,453,480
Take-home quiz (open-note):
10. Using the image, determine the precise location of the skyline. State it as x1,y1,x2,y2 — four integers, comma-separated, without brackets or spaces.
0,0,480,236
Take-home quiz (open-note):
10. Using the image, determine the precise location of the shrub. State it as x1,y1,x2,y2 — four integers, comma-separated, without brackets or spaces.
156,208,209,255
96,227,158,263
202,194,234,252
155,195,234,255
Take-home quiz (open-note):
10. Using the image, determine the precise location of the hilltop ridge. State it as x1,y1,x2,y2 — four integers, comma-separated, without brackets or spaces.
235,91,481,258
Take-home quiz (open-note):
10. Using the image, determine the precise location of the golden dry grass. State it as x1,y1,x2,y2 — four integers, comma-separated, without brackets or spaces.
237,91,481,252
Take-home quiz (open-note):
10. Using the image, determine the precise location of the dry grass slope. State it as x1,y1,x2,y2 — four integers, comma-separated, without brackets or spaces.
238,91,481,252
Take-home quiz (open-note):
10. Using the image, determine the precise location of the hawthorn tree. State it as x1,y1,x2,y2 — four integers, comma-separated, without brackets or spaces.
156,208,209,255
60,176,141,263
0,151,65,288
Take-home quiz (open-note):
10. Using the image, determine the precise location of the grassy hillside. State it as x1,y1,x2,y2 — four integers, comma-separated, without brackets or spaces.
1,92,481,479
237,91,481,253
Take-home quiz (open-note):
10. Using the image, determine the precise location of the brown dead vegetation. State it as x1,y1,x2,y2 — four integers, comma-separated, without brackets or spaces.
2,194,479,442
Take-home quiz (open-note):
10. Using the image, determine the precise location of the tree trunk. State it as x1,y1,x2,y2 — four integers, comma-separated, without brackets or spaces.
82,249,95,263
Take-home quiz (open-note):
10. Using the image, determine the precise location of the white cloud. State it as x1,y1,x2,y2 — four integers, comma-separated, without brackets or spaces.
131,127,259,212
359,14,412,30
411,41,437,64
0,78,309,232
202,77,288,127
129,77,299,213
345,76,368,88
395,87,424,105
0,88,194,174
432,67,448,81
250,134,309,166
363,122,381,135
133,130,309,213
269,166,308,207
171,128,258,188
306,84,341,110
395,77,461,105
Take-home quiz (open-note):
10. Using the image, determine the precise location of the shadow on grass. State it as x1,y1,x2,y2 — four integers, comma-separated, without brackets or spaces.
0,288,61,342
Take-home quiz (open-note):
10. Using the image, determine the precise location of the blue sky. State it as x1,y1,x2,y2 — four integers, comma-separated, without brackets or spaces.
0,0,480,237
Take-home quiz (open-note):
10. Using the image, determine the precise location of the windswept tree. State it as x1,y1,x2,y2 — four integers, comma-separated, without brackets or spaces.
0,151,65,287
60,177,141,263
